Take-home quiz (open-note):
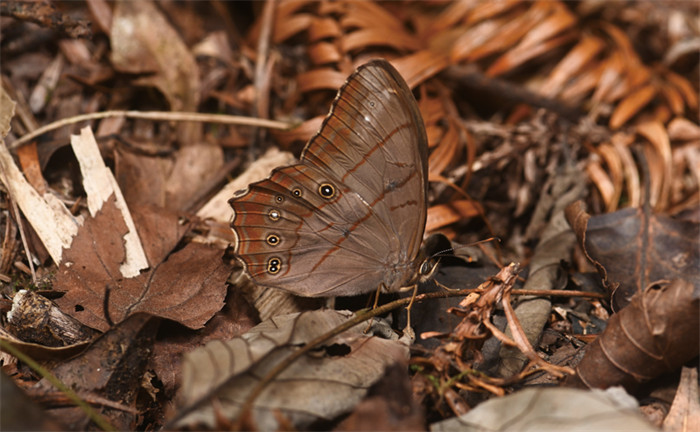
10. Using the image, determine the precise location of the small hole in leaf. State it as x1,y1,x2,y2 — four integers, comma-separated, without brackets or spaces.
75,304,84,312
325,343,351,357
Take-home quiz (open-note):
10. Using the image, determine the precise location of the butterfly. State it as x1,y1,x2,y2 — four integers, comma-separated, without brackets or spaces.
229,60,433,297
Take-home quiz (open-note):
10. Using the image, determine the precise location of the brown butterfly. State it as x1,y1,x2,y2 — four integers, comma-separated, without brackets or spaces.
229,60,433,297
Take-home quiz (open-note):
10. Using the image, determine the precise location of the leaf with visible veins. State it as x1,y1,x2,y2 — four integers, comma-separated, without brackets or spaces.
55,196,229,332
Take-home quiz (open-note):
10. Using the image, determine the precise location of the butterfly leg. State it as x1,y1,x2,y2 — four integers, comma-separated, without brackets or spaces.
404,284,418,331
363,283,385,333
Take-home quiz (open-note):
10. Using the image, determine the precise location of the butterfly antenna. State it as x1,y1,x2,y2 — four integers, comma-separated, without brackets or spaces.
429,236,500,260
428,237,502,292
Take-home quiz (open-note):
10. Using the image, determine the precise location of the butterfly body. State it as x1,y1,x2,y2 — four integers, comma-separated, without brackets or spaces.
230,60,429,297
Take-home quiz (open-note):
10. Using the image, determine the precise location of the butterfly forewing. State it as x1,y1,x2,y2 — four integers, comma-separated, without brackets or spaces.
230,60,428,296
302,62,428,264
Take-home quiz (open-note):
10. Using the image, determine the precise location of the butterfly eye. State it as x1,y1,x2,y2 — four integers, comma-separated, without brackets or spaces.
292,188,302,198
267,257,282,274
318,183,336,199
419,260,433,276
268,209,280,221
266,234,280,246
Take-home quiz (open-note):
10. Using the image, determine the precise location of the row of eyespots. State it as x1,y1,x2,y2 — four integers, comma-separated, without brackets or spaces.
272,182,337,202
263,182,337,275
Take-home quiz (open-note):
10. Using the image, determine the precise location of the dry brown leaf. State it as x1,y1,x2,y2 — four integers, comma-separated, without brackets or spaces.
391,51,450,89
273,12,313,43
110,0,201,143
114,148,172,208
558,60,606,104
591,51,625,104
164,144,224,212
595,143,624,212
586,160,616,210
173,310,409,430
426,200,481,232
308,41,342,65
659,81,686,116
37,314,159,430
85,0,112,34
668,117,700,143
449,19,507,62
308,16,342,42
296,68,347,93
568,279,699,392
54,196,229,331
149,289,258,397
467,0,523,24
541,35,605,98
665,68,699,110
463,1,551,62
130,204,192,266
428,118,461,176
487,32,576,77
565,201,700,309
271,117,324,148
609,84,657,129
611,134,641,208
637,122,673,210
428,0,475,33
341,27,420,53
15,142,46,195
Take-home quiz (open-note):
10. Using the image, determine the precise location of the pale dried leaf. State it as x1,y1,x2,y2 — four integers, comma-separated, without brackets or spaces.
430,387,656,431
663,367,700,432
197,147,295,223
0,146,79,264
0,86,16,137
164,144,224,211
110,0,200,113
175,310,409,430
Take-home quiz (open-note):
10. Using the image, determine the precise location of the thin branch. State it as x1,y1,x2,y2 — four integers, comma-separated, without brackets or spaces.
9,111,291,150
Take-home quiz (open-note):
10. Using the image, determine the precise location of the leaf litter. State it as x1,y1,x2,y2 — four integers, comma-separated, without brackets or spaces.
0,1,698,431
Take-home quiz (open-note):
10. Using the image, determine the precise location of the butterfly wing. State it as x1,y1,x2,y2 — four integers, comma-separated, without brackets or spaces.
230,60,428,296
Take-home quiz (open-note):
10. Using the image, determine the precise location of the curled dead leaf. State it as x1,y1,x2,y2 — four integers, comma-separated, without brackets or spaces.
568,279,699,392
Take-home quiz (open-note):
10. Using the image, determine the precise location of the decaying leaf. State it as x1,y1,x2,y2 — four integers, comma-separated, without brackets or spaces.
0,325,88,362
566,201,699,309
71,127,149,278
569,279,699,392
110,0,201,143
174,309,409,430
54,196,229,332
34,314,159,430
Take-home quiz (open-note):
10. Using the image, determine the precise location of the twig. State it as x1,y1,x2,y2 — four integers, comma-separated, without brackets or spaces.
0,169,36,283
9,111,291,150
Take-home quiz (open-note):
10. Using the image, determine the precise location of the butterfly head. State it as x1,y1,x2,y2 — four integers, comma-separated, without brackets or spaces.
417,255,439,284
